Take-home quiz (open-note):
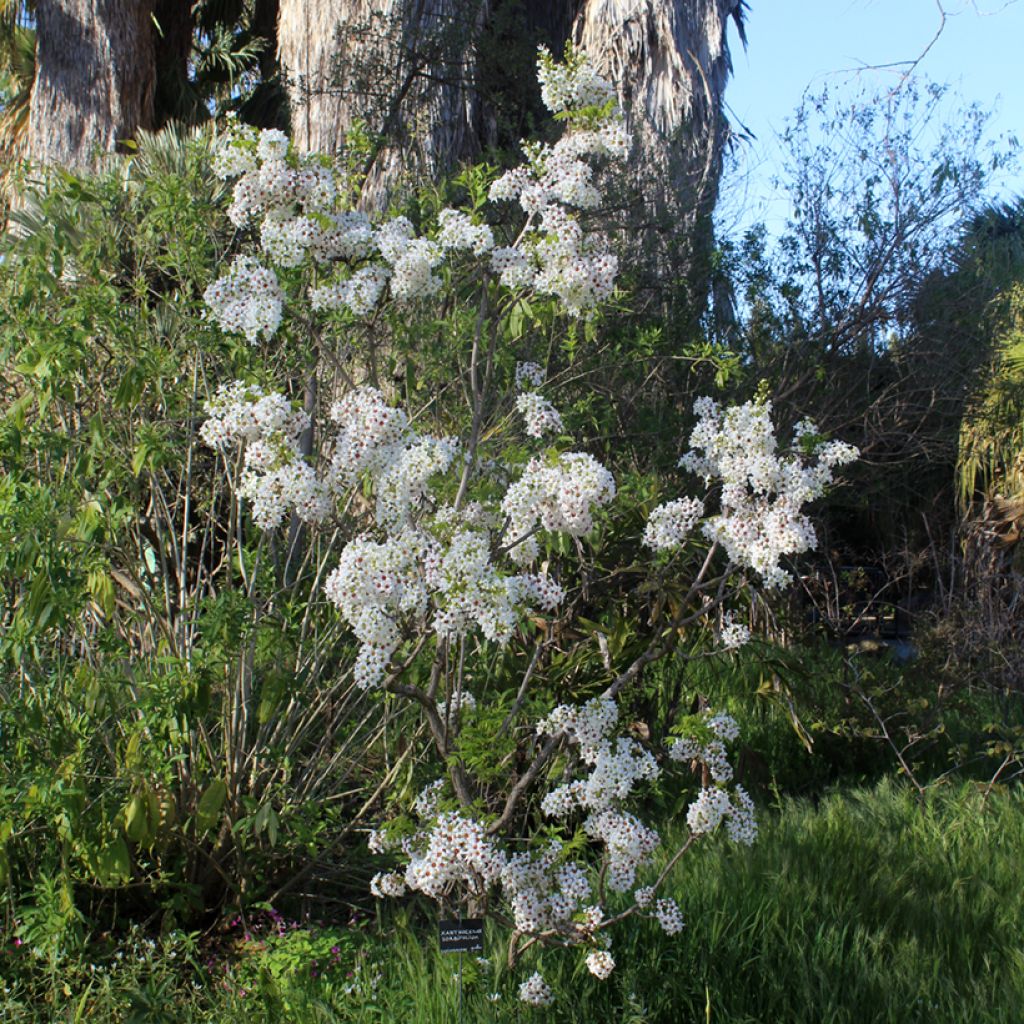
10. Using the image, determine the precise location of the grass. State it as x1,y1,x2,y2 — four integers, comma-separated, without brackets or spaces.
6,778,1021,1023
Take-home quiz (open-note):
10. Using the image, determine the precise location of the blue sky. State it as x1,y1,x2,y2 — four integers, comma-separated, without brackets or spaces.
721,0,1023,234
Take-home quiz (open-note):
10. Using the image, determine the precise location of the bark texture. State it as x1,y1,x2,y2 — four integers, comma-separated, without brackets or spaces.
277,0,490,205
573,0,743,284
28,0,157,170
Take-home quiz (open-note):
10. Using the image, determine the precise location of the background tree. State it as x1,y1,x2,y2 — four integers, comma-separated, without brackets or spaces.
27,0,159,168
0,0,281,175
276,0,746,307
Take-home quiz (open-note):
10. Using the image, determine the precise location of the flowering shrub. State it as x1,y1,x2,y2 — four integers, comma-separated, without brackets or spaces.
193,46,857,1004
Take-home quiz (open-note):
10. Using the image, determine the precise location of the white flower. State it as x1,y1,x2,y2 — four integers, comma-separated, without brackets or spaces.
260,213,319,268
726,785,758,845
518,971,554,1006
516,392,564,438
502,452,616,564
586,949,615,980
212,128,257,179
437,689,477,720
707,712,740,742
677,398,858,587
633,885,655,909
369,871,407,898
403,812,506,900
257,128,290,162
311,265,390,316
667,737,701,763
203,256,283,343
413,779,445,819
686,787,732,835
515,361,545,390
491,245,536,288
654,898,685,935
437,208,494,254
537,46,616,114
643,497,705,551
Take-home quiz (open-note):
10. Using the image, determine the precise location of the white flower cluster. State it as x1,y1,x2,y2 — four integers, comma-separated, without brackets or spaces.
485,49,628,316
518,972,554,1007
326,386,410,491
642,496,705,552
200,381,306,448
659,398,859,589
633,885,655,909
323,529,431,688
654,898,685,935
413,779,445,820
205,49,625,342
213,126,338,230
516,391,564,438
725,785,758,844
514,361,545,390
323,386,462,529
667,709,739,765
200,382,329,530
585,809,660,892
585,949,615,979
665,709,756,845
376,216,445,301
706,711,741,742
372,796,524,912
203,256,283,344
403,812,506,899
685,784,757,845
536,47,616,114
367,701,756,1003
324,526,566,689
312,390,574,687
501,841,592,934
537,699,661,891
310,264,389,316
369,871,407,898
502,452,616,564
430,529,557,645
720,611,751,650
437,689,477,720
436,208,494,255
537,698,618,757
513,358,564,438
540,737,659,819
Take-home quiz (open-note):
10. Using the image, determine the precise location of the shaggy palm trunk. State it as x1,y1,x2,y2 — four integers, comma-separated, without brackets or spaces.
574,0,741,295
28,0,157,169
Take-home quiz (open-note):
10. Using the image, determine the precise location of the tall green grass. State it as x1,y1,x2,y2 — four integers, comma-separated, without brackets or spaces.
490,780,1024,1024
6,781,1021,1023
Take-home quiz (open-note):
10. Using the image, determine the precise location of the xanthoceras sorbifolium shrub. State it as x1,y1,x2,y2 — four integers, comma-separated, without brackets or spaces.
196,44,858,1004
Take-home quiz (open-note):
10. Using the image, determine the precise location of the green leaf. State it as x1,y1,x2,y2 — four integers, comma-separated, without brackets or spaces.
196,779,228,835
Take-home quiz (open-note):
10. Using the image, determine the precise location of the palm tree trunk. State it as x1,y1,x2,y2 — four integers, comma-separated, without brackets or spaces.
28,0,157,170
277,0,490,208
573,0,744,294
276,0,743,290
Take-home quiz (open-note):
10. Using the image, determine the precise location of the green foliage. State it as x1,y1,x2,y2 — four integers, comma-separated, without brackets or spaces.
0,126,386,937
